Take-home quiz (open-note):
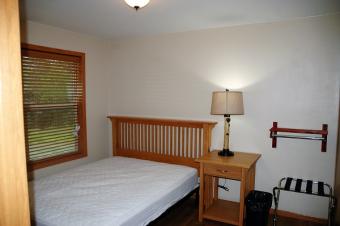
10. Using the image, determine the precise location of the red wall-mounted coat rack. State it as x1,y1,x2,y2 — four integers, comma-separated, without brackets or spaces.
269,122,328,152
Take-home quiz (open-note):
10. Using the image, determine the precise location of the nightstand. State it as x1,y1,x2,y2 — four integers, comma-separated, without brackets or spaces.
196,150,261,226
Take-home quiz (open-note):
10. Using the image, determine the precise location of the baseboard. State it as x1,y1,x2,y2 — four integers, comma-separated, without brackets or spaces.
270,208,328,225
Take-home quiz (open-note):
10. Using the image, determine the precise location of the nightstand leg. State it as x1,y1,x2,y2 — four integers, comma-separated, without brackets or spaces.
250,166,255,191
213,177,218,200
239,169,247,226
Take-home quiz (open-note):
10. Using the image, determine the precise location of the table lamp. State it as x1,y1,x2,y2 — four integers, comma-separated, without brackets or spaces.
211,89,244,156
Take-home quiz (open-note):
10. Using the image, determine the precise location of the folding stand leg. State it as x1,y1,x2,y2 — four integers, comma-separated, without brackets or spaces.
273,178,286,226
273,187,280,226
328,196,331,226
328,196,336,226
323,183,336,226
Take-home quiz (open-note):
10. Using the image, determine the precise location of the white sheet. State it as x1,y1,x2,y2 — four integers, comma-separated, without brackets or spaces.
29,157,198,226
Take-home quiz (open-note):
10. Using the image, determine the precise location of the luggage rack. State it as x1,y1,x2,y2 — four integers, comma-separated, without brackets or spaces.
273,177,336,226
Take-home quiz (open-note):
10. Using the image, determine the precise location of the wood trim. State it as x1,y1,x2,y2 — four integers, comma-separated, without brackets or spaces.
21,43,85,59
334,97,340,225
270,126,328,135
27,151,87,170
22,44,87,170
111,117,118,155
79,52,88,160
270,208,328,225
0,0,31,225
203,124,211,156
108,116,216,169
108,116,217,127
116,149,200,169
21,49,81,63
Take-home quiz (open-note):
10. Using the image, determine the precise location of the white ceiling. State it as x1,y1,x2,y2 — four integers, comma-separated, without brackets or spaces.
23,0,340,39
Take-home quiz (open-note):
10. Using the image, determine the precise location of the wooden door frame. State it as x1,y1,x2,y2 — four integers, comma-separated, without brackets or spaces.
333,91,340,225
0,0,30,225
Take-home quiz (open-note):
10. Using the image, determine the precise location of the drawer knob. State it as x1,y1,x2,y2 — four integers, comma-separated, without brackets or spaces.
218,169,228,173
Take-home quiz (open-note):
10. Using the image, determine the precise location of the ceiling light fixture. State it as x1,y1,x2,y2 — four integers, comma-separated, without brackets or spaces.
124,0,150,10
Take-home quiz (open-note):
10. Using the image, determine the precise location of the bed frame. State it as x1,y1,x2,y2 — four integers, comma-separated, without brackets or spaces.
108,116,217,170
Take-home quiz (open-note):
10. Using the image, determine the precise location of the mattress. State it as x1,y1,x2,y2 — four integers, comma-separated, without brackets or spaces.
29,157,198,226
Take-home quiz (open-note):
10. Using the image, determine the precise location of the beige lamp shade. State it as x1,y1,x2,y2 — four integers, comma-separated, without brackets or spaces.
211,91,244,115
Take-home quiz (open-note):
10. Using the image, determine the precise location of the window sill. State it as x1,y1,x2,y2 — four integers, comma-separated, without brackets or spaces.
28,151,87,171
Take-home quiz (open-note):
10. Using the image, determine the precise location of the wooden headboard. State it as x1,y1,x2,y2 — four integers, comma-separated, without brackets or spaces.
108,116,217,170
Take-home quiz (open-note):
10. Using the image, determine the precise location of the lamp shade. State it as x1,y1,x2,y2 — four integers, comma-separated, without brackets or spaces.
211,90,244,115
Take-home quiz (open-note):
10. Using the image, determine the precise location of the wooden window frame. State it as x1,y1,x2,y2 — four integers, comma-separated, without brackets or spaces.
21,43,87,170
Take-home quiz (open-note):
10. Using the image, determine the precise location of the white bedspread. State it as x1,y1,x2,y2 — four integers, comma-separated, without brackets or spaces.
29,157,197,226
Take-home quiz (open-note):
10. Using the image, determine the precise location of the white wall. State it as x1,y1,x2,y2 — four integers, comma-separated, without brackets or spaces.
22,21,111,178
108,14,340,218
22,14,340,218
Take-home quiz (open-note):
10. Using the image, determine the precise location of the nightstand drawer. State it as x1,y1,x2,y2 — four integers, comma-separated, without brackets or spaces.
204,164,242,180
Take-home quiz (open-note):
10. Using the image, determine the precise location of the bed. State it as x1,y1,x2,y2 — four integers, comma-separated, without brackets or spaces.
29,116,216,226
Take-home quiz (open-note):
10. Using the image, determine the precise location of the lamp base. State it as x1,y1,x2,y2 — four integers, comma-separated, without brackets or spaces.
218,149,234,157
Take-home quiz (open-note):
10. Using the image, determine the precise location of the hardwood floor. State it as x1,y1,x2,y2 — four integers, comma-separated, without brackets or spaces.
149,195,326,226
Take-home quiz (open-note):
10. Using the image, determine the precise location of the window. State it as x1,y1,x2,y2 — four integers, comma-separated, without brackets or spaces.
21,44,87,170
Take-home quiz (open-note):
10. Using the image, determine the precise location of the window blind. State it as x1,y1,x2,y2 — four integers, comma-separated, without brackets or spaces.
22,48,85,163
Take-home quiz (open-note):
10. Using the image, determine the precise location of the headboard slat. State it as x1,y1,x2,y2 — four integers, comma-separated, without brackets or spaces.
108,116,217,170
